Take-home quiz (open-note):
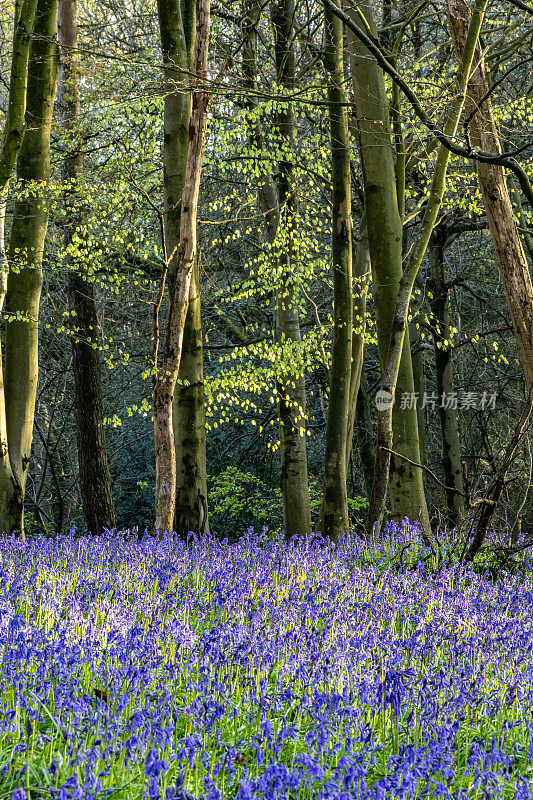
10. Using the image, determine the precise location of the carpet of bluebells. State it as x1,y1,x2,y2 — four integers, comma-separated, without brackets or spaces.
2,527,533,799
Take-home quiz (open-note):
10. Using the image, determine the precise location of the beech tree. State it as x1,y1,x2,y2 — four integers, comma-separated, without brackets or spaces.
153,0,210,535
319,0,352,543
0,0,58,536
347,0,430,534
156,0,209,541
58,0,116,535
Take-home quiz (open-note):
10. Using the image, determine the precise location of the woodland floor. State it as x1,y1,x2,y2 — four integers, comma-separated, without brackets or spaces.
1,527,533,799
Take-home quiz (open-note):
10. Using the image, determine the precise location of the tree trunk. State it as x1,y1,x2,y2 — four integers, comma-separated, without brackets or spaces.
270,0,312,541
356,0,486,536
347,0,429,534
410,320,426,462
0,0,39,190
1,0,58,536
320,0,353,544
58,0,116,535
153,0,210,535
173,263,208,537
355,376,375,498
429,227,465,523
237,0,314,540
156,0,208,539
0,0,40,534
345,217,370,468
0,190,21,533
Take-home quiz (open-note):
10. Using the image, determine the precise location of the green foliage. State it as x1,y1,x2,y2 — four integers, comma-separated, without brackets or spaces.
208,467,367,541
208,467,285,539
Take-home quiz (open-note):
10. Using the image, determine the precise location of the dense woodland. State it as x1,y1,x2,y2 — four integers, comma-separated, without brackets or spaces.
1,0,533,551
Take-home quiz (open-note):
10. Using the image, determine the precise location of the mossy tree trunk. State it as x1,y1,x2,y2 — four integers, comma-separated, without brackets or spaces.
0,0,42,535
349,0,486,536
0,0,39,190
346,218,370,468
1,0,58,536
173,263,208,537
348,0,429,534
0,189,20,534
320,0,353,544
153,0,210,535
58,0,116,535
157,0,208,539
267,0,312,539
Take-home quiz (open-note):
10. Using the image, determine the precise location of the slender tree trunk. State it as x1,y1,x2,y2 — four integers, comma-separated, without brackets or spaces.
1,0,58,536
428,228,465,523
0,190,21,532
355,376,375,497
0,0,39,190
320,0,353,544
257,0,312,540
0,0,41,535
410,321,426,461
156,0,208,538
58,0,116,535
153,0,210,535
173,263,208,536
346,217,370,467
360,0,487,536
348,0,429,534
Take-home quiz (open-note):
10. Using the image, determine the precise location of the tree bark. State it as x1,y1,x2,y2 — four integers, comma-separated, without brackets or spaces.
0,190,21,533
156,0,208,538
0,0,39,191
359,0,487,536
320,0,353,544
153,0,210,535
173,263,208,537
348,0,430,535
0,0,41,536
271,0,312,540
1,0,58,536
355,375,375,498
345,217,370,468
58,0,116,535
428,228,465,523
410,320,426,462
429,227,465,526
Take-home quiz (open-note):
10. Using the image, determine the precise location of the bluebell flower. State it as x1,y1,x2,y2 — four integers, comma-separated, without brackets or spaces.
165,775,206,800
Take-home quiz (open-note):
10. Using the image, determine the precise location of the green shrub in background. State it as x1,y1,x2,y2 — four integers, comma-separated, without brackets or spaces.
208,467,367,541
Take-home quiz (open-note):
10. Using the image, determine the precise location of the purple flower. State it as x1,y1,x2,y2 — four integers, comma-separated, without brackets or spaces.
145,749,168,778
165,775,206,800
